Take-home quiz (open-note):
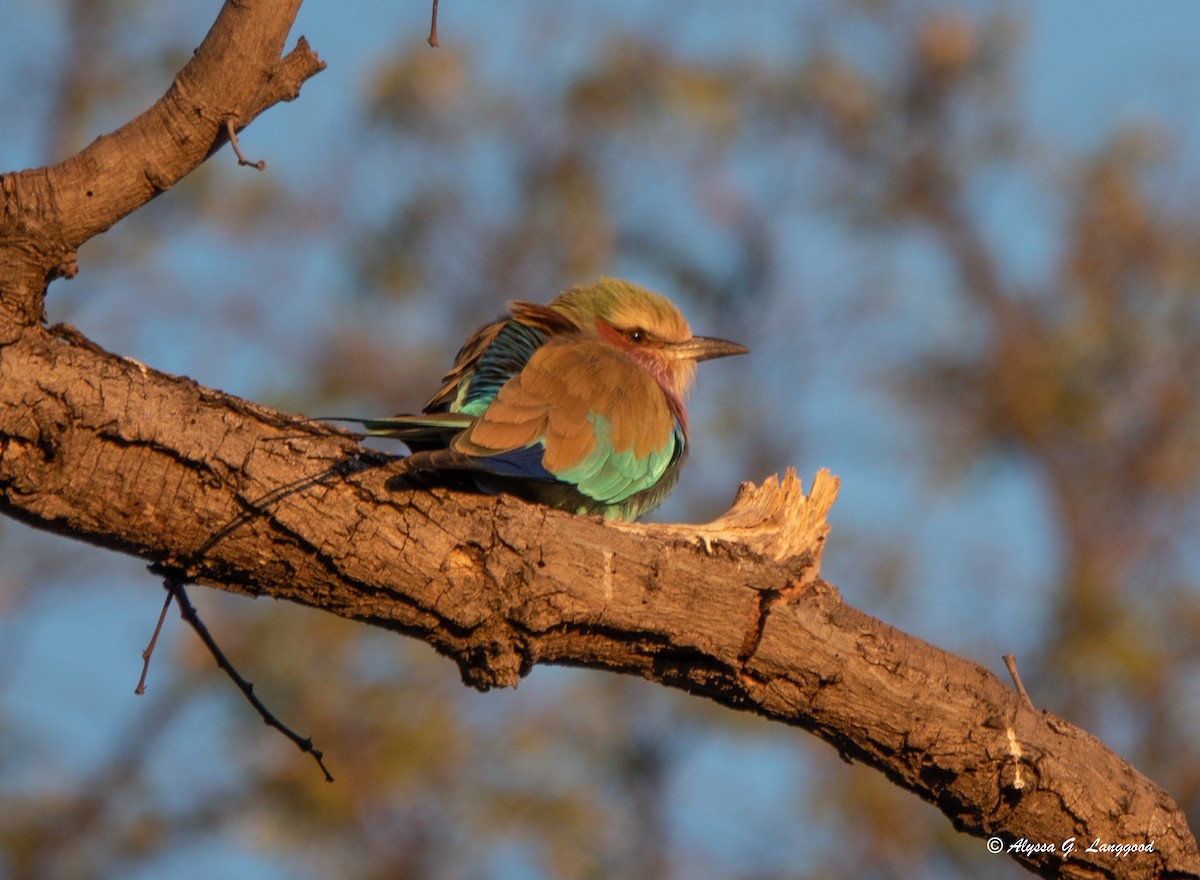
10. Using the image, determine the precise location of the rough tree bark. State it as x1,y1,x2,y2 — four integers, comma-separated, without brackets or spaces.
0,2,1196,879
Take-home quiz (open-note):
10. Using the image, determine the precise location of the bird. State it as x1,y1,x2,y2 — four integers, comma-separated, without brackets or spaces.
342,278,747,521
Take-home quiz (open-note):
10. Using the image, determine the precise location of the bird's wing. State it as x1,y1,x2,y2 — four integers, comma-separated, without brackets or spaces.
423,301,578,414
451,339,681,504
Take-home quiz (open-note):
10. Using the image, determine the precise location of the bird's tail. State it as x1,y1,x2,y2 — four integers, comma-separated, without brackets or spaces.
318,413,474,447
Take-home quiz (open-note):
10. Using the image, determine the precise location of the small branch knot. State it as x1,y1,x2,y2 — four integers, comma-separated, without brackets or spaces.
455,629,529,691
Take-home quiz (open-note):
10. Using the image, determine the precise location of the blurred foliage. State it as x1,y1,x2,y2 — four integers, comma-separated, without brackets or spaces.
2,1,1200,879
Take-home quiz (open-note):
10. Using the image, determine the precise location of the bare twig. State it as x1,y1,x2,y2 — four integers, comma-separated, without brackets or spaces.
224,117,266,171
134,580,178,694
172,583,334,782
1003,653,1036,712
427,0,440,47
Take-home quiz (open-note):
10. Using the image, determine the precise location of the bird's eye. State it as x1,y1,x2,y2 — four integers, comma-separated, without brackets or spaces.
627,328,647,343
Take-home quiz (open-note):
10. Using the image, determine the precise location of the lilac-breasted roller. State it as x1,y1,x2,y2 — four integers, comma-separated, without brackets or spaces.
346,278,747,521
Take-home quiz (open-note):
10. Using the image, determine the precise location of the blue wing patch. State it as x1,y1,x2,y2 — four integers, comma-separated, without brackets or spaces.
458,321,549,415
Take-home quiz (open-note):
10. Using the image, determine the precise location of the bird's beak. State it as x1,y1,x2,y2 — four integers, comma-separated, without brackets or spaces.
670,335,749,362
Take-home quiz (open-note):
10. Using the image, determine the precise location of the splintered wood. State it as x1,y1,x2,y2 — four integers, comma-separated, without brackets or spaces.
618,468,840,569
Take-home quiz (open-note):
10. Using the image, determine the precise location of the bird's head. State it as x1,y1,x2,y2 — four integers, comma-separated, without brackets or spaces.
548,278,748,403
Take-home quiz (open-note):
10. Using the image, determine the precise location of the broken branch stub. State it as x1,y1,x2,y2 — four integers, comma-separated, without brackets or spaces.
627,468,839,572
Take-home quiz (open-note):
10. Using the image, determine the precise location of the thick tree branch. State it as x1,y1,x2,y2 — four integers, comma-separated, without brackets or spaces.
0,0,323,332
0,325,1195,880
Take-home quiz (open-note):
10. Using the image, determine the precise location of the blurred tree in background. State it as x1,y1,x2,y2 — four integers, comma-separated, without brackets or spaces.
1,1,1198,878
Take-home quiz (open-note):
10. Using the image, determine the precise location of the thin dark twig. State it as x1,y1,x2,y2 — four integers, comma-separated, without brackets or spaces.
427,0,440,47
1003,653,1036,712
224,117,266,170
135,580,179,694
172,584,335,782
